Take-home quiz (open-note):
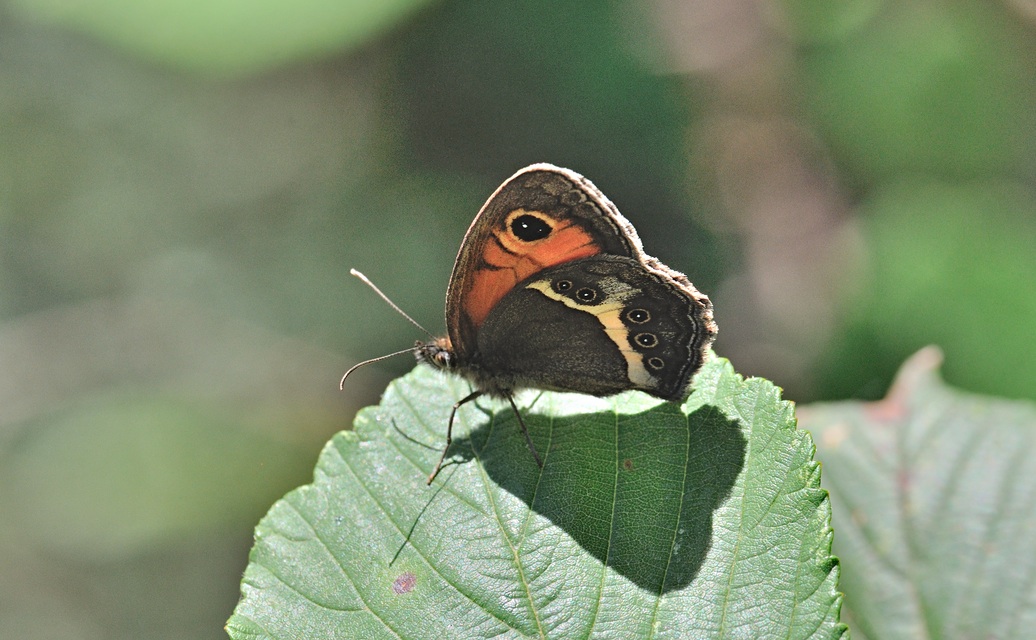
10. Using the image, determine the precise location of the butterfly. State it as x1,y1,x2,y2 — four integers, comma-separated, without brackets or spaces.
346,164,716,484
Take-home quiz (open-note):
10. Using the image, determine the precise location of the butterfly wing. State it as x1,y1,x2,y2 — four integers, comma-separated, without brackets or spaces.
474,255,714,401
446,164,645,360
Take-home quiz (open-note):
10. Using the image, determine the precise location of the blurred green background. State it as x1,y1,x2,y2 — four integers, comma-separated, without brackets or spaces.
1,0,1034,637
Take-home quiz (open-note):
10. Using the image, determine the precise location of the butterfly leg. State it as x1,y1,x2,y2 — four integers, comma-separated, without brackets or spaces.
427,390,483,485
507,395,543,469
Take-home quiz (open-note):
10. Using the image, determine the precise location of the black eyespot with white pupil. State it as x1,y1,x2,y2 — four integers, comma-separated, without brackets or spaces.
511,214,552,241
626,308,650,324
576,288,597,302
635,332,658,348
554,279,572,293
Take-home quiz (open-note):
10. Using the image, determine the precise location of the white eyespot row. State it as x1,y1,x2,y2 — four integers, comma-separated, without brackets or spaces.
526,278,656,389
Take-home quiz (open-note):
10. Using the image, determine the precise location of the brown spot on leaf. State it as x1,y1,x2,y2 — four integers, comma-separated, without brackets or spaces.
392,571,416,594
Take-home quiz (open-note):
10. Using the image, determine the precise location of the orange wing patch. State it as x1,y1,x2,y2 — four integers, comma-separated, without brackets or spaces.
463,210,600,328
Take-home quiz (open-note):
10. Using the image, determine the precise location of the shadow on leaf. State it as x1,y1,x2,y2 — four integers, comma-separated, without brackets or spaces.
447,399,745,593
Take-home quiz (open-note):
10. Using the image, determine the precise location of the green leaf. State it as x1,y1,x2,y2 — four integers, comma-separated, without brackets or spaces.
800,347,1036,640
227,357,846,639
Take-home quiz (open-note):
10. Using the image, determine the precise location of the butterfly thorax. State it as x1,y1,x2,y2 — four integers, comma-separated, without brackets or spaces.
416,336,522,398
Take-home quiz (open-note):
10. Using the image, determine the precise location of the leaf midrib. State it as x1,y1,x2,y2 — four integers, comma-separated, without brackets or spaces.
645,404,700,638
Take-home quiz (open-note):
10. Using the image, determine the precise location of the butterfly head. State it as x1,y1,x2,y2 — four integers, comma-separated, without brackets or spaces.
416,336,455,372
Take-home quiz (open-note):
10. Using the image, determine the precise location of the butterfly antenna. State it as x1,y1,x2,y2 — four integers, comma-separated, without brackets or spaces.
339,346,422,390
350,269,436,340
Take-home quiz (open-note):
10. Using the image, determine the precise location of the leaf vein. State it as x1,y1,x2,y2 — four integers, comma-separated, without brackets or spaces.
336,444,516,633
